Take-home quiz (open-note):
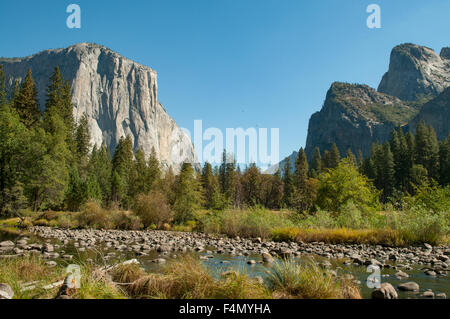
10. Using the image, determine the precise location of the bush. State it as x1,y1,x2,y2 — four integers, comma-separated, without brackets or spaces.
133,191,173,229
33,218,49,226
110,211,143,230
77,201,112,229
316,159,380,214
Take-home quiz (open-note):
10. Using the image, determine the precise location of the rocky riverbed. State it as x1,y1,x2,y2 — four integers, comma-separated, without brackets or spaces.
1,226,449,299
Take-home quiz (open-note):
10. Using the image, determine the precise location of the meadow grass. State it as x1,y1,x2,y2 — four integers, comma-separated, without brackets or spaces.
267,259,361,299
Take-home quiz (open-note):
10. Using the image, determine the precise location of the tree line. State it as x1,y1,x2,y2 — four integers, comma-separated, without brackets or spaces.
1,64,448,219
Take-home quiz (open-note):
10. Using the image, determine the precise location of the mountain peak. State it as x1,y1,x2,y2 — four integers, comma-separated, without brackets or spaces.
378,43,450,101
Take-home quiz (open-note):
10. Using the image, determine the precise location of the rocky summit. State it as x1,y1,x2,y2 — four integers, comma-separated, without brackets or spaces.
378,43,450,101
305,82,416,159
301,43,449,162
0,43,197,171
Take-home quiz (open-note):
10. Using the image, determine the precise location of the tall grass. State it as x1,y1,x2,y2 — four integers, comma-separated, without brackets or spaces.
128,255,270,299
199,206,294,238
267,259,361,299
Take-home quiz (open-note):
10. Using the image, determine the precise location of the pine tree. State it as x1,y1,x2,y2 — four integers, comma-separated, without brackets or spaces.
282,156,294,207
14,69,41,128
75,113,91,174
174,162,203,223
241,164,262,206
88,143,112,203
45,67,75,134
329,143,340,169
439,136,450,185
415,121,439,181
310,147,322,178
322,150,331,170
0,65,7,107
293,148,308,191
111,136,134,207
345,148,356,166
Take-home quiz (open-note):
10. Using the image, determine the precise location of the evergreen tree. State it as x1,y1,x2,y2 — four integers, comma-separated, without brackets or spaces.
14,69,41,128
111,136,134,207
88,143,112,203
174,162,203,223
329,143,340,169
309,147,322,178
322,150,331,170
293,148,308,192
282,157,295,207
241,164,262,206
345,148,356,166
439,136,450,185
75,113,91,174
45,67,75,135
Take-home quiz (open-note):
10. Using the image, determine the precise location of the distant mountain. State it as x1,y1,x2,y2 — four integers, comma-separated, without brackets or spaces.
0,43,198,171
264,151,297,175
303,43,449,162
304,82,416,160
268,43,449,173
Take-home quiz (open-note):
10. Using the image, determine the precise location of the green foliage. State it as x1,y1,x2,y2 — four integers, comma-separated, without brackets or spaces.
13,69,41,128
174,163,203,223
316,158,380,214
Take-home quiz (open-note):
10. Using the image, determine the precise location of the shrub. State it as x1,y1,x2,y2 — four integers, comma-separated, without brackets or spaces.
33,218,49,226
77,201,112,229
133,191,173,229
110,211,143,230
316,159,380,214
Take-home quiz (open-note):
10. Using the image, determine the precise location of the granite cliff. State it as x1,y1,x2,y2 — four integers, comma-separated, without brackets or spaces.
0,43,197,171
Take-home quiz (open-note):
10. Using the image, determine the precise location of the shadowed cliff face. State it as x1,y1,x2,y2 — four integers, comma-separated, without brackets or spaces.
407,87,450,140
303,43,449,163
378,43,450,101
0,43,198,172
305,82,416,160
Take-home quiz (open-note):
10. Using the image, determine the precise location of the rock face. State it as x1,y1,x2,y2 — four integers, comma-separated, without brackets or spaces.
305,82,416,159
302,43,449,163
378,43,450,101
406,87,450,140
0,43,197,171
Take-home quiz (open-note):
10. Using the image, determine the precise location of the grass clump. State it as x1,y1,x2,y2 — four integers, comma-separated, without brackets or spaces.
110,263,146,284
267,259,361,299
128,255,269,299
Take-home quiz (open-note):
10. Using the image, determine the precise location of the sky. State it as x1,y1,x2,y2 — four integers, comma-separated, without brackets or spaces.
0,0,449,168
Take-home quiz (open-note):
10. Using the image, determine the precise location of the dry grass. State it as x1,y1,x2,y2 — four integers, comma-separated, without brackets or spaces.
128,255,269,299
272,227,404,246
267,259,361,299
110,263,146,284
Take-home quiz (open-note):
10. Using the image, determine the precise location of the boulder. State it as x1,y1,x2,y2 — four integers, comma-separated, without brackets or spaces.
371,283,398,299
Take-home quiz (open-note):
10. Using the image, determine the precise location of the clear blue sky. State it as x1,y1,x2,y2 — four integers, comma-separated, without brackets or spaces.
1,1,449,167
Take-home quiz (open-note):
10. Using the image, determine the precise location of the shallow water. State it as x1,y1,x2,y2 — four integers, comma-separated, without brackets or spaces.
1,229,449,299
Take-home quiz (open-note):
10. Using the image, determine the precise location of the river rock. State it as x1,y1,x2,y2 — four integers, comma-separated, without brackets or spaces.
0,241,14,247
398,282,420,292
262,252,274,263
0,283,14,299
371,283,398,299
395,271,409,279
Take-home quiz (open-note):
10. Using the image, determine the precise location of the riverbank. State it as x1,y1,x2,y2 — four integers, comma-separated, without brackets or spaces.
1,227,449,299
